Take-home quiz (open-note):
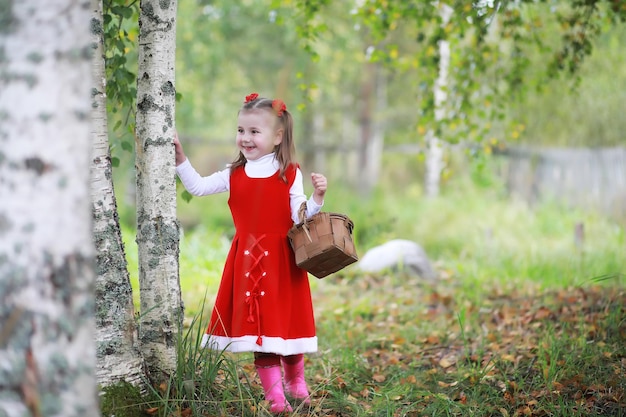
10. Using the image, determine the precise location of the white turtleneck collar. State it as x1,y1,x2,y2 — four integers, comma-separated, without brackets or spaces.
244,153,280,178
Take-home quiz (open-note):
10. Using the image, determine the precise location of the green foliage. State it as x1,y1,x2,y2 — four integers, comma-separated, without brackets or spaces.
349,0,626,86
291,0,626,149
103,0,139,158
175,0,332,139
502,23,626,146
181,189,193,203
107,0,626,194
297,0,506,146
103,0,138,115
281,0,332,57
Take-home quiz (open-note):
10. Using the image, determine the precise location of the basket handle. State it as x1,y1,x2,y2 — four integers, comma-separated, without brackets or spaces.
297,201,307,224
297,202,313,242
344,217,354,234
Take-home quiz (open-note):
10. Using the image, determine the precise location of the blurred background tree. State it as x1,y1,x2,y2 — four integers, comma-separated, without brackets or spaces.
105,0,626,227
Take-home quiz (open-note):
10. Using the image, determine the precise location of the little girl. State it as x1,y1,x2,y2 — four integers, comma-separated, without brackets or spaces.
174,93,326,413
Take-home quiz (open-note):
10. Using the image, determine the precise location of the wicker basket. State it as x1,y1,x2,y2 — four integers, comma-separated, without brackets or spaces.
288,204,358,279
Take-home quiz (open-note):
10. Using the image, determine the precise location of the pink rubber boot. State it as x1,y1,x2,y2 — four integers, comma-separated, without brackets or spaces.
256,365,293,414
282,354,311,404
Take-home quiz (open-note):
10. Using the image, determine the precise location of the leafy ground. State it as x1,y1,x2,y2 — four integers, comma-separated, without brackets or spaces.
127,272,625,417
302,272,625,417
114,171,625,417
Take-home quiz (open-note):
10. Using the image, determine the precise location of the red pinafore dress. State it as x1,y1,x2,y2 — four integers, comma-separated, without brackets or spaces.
201,164,317,355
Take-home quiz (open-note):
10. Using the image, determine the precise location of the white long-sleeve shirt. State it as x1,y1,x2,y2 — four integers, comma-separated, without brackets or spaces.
176,153,323,224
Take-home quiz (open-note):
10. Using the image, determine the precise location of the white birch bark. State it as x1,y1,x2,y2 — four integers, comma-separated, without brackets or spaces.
425,3,453,198
135,0,183,379
356,63,373,195
342,94,359,185
90,0,146,389
357,63,385,195
363,65,386,193
0,1,99,416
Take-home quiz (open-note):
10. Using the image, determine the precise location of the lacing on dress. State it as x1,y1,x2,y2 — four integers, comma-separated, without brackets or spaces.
243,234,269,345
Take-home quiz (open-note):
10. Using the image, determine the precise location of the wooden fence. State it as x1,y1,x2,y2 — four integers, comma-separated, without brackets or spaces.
497,147,626,220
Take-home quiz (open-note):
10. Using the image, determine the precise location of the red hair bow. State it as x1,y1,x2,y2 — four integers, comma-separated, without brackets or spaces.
272,99,287,116
244,93,259,103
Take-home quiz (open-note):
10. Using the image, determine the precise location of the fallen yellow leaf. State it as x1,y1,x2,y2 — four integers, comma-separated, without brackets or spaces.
372,373,386,383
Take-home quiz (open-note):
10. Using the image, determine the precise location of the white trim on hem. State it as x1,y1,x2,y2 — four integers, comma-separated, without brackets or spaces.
201,334,318,355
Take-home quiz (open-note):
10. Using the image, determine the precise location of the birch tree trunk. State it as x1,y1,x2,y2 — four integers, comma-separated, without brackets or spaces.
0,1,99,416
357,62,385,195
365,65,386,193
135,0,183,380
425,3,453,198
90,0,146,389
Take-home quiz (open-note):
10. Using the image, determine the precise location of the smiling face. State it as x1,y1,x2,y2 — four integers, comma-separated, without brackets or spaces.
236,109,283,161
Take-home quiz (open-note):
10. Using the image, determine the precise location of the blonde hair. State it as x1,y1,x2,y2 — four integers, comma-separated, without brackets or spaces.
230,96,296,182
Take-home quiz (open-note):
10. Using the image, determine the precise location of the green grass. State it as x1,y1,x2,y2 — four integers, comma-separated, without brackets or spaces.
308,275,625,416
114,171,625,416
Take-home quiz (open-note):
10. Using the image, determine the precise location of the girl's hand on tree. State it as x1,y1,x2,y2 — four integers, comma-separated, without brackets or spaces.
311,173,327,204
173,131,187,166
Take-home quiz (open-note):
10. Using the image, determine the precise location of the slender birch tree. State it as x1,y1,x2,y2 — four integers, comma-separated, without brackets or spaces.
91,0,146,388
0,0,99,416
425,3,453,198
135,0,183,380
